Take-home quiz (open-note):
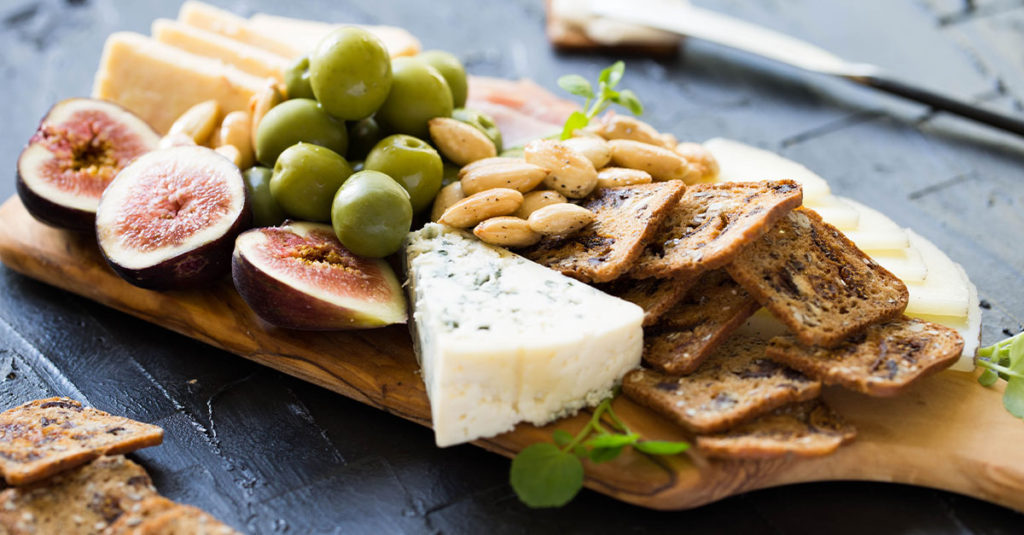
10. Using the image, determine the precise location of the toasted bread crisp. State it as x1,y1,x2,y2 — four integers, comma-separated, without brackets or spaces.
0,455,157,535
0,397,164,486
597,274,696,327
766,317,964,396
622,336,821,434
643,270,760,374
522,181,686,283
106,496,240,535
631,180,803,279
696,399,856,459
726,208,909,348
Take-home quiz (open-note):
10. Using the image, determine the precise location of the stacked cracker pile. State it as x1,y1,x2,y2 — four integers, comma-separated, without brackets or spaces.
493,116,964,460
0,398,239,534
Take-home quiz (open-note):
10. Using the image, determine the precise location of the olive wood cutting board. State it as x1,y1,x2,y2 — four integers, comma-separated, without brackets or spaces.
1,195,1022,511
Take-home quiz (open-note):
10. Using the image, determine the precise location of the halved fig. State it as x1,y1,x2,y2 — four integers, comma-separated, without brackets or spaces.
232,221,406,329
96,146,250,290
17,98,160,231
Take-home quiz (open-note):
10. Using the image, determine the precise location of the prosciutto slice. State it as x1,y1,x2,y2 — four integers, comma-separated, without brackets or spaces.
467,76,579,148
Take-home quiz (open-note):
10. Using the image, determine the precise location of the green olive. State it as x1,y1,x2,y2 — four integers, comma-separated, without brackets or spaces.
243,166,287,227
417,50,468,108
255,99,348,167
270,143,353,222
453,108,503,153
375,57,453,139
364,134,443,213
346,117,384,161
310,27,392,121
284,55,315,100
331,170,412,258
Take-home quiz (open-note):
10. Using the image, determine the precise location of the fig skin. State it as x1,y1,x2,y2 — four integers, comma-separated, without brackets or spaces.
17,98,159,231
231,222,406,330
96,146,251,290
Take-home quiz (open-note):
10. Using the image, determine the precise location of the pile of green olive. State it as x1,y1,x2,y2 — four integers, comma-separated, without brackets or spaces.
240,26,496,258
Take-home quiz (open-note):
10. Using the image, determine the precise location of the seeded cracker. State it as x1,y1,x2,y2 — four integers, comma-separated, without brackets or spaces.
522,181,686,283
0,455,157,535
106,495,241,535
726,208,909,348
643,270,760,375
766,317,964,396
596,274,696,327
0,398,164,486
696,399,856,459
622,336,821,434
631,180,803,279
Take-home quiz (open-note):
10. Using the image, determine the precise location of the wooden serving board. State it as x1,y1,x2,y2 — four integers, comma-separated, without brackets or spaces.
1,194,1023,511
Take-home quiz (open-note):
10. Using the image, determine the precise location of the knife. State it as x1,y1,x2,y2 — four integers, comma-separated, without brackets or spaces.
587,0,1024,138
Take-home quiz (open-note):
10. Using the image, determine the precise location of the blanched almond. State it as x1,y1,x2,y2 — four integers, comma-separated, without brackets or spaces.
473,216,541,247
458,156,518,178
431,181,465,222
249,82,283,148
593,114,669,148
438,188,523,228
214,144,242,167
429,117,497,166
675,142,721,183
168,100,220,146
596,167,653,188
215,111,253,169
562,136,612,169
515,190,567,219
608,139,690,182
524,139,598,199
460,159,548,195
527,203,595,236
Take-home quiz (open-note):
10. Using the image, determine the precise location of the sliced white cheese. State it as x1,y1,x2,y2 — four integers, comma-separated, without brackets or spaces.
405,224,643,447
248,14,422,58
839,197,910,252
703,137,831,203
806,195,860,230
178,1,304,58
152,18,290,82
867,247,928,283
903,229,971,319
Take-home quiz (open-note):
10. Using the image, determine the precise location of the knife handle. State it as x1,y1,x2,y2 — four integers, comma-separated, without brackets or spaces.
856,74,1024,137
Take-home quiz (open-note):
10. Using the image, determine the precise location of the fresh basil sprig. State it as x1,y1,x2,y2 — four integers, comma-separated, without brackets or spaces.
509,393,689,508
977,330,1024,419
557,61,644,140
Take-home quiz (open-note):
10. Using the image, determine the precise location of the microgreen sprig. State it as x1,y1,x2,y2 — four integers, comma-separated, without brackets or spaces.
509,393,689,508
976,330,1024,419
557,61,644,140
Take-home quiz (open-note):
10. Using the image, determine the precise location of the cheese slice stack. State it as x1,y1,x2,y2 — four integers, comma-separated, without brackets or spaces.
704,138,980,371
405,224,644,447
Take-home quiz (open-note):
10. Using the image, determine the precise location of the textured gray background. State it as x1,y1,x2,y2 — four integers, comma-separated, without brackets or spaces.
2,0,1023,533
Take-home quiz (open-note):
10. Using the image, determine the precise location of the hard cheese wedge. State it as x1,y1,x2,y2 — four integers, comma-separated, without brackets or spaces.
405,224,644,447
178,1,303,58
703,137,831,204
152,18,290,82
92,32,268,133
248,14,422,58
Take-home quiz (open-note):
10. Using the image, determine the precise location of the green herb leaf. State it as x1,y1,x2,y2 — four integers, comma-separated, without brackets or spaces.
603,61,625,88
588,446,624,463
1004,377,1024,419
978,366,1000,386
560,110,589,140
584,433,639,449
557,74,594,99
1008,332,1024,369
552,429,574,448
616,89,644,115
509,443,584,508
634,440,691,455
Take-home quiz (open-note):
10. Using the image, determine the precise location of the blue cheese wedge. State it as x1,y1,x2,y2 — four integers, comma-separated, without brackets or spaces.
405,224,644,447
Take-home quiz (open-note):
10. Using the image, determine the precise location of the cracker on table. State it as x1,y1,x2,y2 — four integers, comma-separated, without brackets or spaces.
596,274,695,327
631,180,803,279
696,399,856,459
522,181,686,283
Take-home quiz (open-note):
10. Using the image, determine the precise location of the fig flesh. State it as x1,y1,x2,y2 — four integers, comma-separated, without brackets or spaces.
232,221,406,329
96,146,250,290
17,98,160,231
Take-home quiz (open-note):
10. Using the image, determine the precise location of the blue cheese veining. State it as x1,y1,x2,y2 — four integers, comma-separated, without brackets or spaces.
405,224,644,447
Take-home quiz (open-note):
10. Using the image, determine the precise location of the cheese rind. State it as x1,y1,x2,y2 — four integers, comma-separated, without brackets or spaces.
92,32,268,133
152,19,290,82
405,224,644,447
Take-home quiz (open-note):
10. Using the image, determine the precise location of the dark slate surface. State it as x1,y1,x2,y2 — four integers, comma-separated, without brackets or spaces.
2,0,1024,533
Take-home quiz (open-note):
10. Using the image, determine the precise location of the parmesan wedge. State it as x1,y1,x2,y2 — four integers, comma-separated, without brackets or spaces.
152,19,289,82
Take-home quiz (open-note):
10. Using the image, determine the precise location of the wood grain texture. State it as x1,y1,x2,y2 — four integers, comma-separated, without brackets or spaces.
1,195,1021,511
